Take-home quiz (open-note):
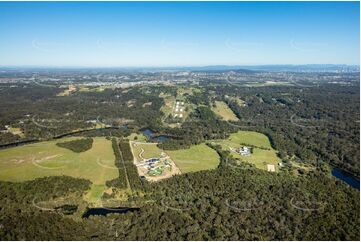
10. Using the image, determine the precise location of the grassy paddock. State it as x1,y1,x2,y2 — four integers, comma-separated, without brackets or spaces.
212,101,239,121
167,143,220,173
213,131,280,170
0,137,118,197
132,143,163,162
127,133,147,142
131,142,220,173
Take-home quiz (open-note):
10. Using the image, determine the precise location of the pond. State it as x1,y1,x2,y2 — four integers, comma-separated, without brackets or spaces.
142,128,154,137
141,128,169,142
151,135,169,142
332,167,359,191
82,207,140,218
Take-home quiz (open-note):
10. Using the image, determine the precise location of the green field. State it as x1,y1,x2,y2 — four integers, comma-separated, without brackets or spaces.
127,133,147,142
212,101,239,121
0,137,118,202
167,143,220,173
131,142,220,173
160,93,176,115
225,96,246,107
84,184,107,203
131,142,163,162
213,131,281,171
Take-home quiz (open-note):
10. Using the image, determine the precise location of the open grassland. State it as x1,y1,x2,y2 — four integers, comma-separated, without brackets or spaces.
8,127,25,137
213,131,280,171
131,142,220,173
83,184,107,204
0,137,118,192
225,96,247,107
166,143,220,173
160,93,176,116
57,85,77,96
131,142,163,162
127,133,147,142
212,101,239,121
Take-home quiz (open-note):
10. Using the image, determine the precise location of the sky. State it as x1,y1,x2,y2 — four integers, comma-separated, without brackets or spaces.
0,1,359,67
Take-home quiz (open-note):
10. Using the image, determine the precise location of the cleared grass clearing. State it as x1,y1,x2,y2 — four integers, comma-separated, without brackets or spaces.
132,143,163,162
127,133,147,142
167,143,220,173
225,131,273,148
131,142,220,173
84,184,107,204
160,93,176,115
212,101,239,121
213,131,280,171
57,85,77,96
8,127,25,137
225,96,247,107
0,137,118,186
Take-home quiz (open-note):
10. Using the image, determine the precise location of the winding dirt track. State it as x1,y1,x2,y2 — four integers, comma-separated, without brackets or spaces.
139,148,145,160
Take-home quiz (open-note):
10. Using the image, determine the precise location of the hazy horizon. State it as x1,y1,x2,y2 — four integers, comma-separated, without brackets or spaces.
0,1,359,66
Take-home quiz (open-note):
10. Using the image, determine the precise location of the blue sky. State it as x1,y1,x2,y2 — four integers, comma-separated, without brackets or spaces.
0,1,359,67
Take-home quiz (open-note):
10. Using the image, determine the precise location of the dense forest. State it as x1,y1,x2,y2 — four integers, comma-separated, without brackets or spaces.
0,164,359,240
56,138,93,153
0,78,359,240
1,82,358,176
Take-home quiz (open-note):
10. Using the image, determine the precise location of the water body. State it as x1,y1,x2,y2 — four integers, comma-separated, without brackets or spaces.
142,128,154,137
82,207,140,218
151,135,169,142
141,128,169,142
332,167,360,190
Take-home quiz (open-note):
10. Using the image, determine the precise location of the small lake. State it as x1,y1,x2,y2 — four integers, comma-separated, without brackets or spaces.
332,167,360,190
82,207,140,218
141,128,169,142
142,128,154,137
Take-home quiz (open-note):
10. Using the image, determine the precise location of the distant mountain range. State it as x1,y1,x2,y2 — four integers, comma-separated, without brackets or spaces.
165,64,360,73
0,64,359,73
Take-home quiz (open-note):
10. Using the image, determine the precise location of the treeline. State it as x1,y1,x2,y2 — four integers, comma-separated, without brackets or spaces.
106,138,128,189
239,142,271,151
119,140,143,191
217,84,360,175
158,106,238,150
106,138,143,191
0,84,164,145
56,138,93,153
1,165,359,240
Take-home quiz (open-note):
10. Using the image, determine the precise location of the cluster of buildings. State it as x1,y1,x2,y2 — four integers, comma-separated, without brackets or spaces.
173,101,185,118
139,153,172,176
237,146,251,156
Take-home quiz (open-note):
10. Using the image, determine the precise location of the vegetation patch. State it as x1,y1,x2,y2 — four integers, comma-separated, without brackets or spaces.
132,142,163,162
0,137,118,190
83,184,107,204
106,139,143,191
212,101,239,121
167,143,220,173
56,138,93,153
213,131,281,171
127,132,147,142
225,95,247,107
